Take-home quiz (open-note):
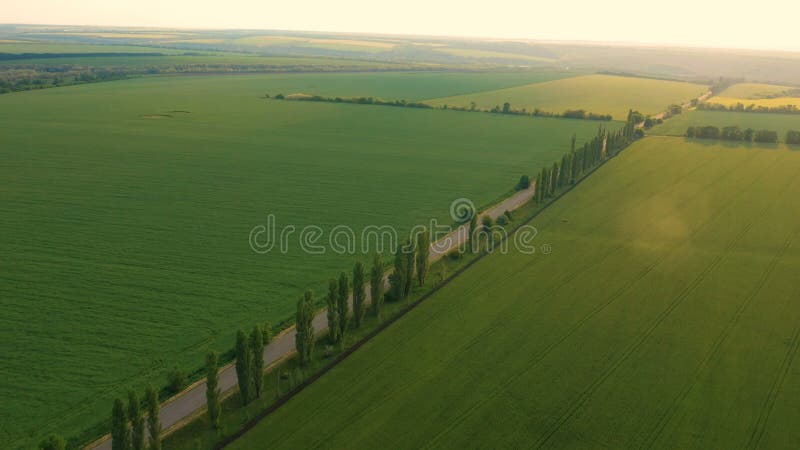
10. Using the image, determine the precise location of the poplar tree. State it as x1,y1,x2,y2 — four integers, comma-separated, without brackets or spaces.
205,351,221,429
551,162,559,194
416,229,430,287
39,435,66,450
390,246,407,300
352,261,366,328
325,279,339,343
250,325,265,398
295,290,316,365
111,398,130,450
128,391,145,450
535,172,543,203
235,330,252,405
145,386,161,450
468,213,479,252
370,255,385,317
402,239,415,298
337,272,350,337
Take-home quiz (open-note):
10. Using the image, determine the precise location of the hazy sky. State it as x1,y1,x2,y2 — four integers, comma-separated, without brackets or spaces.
5,0,800,51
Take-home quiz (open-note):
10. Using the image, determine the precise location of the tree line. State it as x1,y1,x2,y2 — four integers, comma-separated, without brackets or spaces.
697,102,800,115
109,387,162,450
686,125,785,143
271,93,614,122
0,62,434,95
535,110,640,204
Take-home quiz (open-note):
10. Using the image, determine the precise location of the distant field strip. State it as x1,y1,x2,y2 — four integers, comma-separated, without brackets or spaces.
708,82,800,108
433,48,555,62
650,110,800,138
228,137,800,449
426,74,708,120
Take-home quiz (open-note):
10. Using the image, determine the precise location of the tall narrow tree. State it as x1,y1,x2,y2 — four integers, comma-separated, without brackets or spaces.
370,255,385,317
352,261,366,328
234,330,252,405
390,246,406,301
145,386,161,450
325,279,339,343
551,162,559,194
39,435,66,450
535,172,543,204
402,239,415,298
250,325,264,398
205,351,221,429
468,213,479,253
295,290,316,365
128,391,145,450
416,229,430,287
111,398,130,450
337,272,350,338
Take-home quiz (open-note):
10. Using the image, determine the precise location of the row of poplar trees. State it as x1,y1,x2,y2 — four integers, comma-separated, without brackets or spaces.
199,230,435,431
297,229,432,366
110,387,161,450
535,112,639,204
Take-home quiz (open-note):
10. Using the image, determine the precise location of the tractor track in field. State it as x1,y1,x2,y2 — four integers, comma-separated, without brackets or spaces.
645,166,800,449
533,150,785,448
747,296,800,449
424,144,759,449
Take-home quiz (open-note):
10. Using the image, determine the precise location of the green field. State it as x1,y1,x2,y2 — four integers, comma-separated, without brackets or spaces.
0,41,186,54
709,83,800,109
433,47,555,63
228,136,800,449
0,73,607,448
716,82,794,99
650,109,800,139
427,74,708,120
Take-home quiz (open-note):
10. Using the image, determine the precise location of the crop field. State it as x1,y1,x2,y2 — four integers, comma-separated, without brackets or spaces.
716,82,794,99
707,83,800,108
228,136,800,450
426,74,708,120
650,110,800,139
433,47,555,62
0,74,608,447
0,41,186,54
213,70,576,101
232,36,397,52
0,53,393,68
710,96,800,108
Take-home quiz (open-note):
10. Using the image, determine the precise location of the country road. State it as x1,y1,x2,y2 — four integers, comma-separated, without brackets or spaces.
89,183,536,450
647,90,713,122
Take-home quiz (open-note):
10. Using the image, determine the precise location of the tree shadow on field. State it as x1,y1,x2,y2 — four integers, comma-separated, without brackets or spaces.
685,137,781,151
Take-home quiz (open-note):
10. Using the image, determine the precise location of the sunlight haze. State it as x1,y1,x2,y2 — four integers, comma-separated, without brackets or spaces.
5,0,800,51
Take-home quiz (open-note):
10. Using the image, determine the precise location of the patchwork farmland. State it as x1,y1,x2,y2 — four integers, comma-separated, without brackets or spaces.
0,72,606,447
3,22,800,450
